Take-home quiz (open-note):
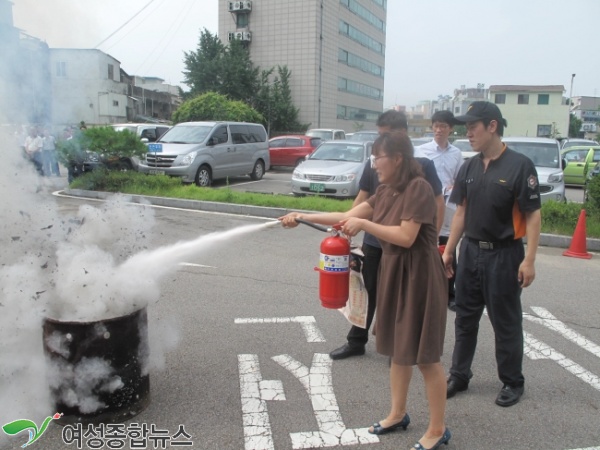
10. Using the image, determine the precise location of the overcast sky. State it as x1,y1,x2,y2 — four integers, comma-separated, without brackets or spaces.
12,0,600,108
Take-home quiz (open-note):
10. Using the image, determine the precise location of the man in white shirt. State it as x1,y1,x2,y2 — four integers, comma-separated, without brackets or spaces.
24,127,43,174
415,110,463,311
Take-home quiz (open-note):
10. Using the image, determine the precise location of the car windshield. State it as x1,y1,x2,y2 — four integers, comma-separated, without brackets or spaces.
349,132,378,142
159,125,212,144
309,143,366,162
112,126,138,134
306,130,333,140
506,142,560,168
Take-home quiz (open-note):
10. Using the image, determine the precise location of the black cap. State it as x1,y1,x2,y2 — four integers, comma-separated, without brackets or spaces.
431,110,460,126
455,101,508,127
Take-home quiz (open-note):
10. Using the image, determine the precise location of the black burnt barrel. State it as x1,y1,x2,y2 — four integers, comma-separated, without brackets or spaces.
42,307,150,424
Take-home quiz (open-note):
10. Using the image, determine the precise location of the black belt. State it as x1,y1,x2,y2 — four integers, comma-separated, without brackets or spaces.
467,237,521,250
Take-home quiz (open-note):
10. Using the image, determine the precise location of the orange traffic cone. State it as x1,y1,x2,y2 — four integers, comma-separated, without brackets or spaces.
563,209,592,259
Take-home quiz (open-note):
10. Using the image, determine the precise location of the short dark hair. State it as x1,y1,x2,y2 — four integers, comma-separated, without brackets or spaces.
431,110,458,127
376,110,408,131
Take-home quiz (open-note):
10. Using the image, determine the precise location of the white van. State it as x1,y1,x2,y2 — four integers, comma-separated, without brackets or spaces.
306,128,346,141
137,121,270,186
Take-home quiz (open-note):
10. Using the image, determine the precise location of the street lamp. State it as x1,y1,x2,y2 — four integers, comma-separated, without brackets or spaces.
568,73,576,137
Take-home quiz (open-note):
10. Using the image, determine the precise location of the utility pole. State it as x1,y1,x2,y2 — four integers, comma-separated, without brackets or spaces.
568,73,576,137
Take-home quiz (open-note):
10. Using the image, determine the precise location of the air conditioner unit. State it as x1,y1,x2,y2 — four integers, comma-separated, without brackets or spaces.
241,32,251,41
227,32,236,41
241,1,252,10
228,1,242,11
235,31,244,40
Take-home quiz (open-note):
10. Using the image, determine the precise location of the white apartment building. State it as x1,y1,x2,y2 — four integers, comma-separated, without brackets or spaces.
218,0,386,131
488,85,568,138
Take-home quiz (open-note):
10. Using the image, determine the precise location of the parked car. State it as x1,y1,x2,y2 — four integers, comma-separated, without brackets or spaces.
348,131,378,142
291,140,371,198
584,161,600,202
451,138,477,160
306,128,346,141
410,137,430,147
560,138,599,150
137,121,270,187
84,123,171,171
560,146,600,186
268,135,321,168
502,137,565,202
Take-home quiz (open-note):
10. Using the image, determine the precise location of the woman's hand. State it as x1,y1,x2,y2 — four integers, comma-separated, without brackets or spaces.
278,212,303,228
339,217,365,237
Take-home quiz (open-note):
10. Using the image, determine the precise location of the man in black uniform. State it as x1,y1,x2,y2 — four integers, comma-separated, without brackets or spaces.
441,101,542,407
329,110,445,360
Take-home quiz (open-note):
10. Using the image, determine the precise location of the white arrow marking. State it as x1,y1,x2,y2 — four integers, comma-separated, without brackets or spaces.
239,354,286,450
524,331,600,391
272,353,379,449
524,307,600,359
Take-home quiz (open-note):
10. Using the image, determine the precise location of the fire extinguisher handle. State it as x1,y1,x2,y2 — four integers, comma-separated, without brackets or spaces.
295,218,331,233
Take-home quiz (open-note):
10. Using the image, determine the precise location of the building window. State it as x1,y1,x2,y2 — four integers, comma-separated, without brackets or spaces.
236,13,249,27
113,100,119,107
338,77,383,100
56,61,67,77
108,64,114,80
338,49,384,77
537,124,552,137
339,21,384,55
494,94,506,104
518,94,529,105
538,94,549,105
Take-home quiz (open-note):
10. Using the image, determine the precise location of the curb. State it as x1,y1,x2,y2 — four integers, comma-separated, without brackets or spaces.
64,189,600,252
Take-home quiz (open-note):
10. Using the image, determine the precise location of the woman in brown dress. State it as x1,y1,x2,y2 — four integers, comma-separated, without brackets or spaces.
279,131,450,450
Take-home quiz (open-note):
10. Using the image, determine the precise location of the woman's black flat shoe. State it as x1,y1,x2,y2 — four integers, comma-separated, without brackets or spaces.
411,428,451,450
368,413,410,435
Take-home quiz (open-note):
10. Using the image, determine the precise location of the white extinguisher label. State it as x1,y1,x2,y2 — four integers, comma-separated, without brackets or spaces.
319,253,349,272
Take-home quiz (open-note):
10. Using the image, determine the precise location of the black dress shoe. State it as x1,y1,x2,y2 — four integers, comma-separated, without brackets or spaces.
446,377,468,399
495,384,524,407
329,343,365,360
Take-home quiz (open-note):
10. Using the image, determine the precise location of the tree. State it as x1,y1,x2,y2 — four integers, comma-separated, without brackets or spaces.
182,29,224,99
183,30,259,103
569,113,582,138
172,91,263,123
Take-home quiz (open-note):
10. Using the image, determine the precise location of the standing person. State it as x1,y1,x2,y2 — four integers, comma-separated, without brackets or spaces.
62,127,85,183
41,128,58,177
415,110,464,311
24,127,43,174
442,101,542,407
329,110,445,360
280,131,451,449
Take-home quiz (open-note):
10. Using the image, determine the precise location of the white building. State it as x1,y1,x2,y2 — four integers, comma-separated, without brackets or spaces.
488,85,568,138
218,0,386,131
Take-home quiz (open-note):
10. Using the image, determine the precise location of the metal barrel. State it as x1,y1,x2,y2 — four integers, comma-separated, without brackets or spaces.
42,307,150,424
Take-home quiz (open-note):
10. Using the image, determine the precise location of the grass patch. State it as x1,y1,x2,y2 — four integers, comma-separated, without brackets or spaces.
70,170,600,238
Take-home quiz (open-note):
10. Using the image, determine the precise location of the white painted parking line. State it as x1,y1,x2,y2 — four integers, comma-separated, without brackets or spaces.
235,316,326,343
178,262,217,268
524,331,600,391
525,307,600,359
239,354,286,450
272,353,379,449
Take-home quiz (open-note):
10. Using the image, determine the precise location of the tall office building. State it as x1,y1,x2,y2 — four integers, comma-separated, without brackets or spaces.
218,0,386,132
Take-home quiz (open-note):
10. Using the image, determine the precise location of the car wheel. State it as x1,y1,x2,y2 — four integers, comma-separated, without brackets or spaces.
250,160,265,180
116,159,133,171
195,165,212,187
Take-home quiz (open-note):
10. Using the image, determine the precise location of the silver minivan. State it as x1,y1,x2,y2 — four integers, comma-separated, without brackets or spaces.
502,137,565,202
137,121,270,186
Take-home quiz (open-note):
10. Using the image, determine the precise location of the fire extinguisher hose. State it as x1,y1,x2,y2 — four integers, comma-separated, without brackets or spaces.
295,218,332,233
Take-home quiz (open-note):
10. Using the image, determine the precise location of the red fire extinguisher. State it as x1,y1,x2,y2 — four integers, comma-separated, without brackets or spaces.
296,219,350,309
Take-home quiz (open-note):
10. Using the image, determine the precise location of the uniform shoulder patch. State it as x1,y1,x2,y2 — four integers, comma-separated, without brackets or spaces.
527,174,538,190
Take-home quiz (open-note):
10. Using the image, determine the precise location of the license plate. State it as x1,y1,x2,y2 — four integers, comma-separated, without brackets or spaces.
148,169,165,175
309,183,325,193
148,143,163,152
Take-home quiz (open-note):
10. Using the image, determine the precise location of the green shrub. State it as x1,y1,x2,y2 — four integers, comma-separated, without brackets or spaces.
586,172,600,210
